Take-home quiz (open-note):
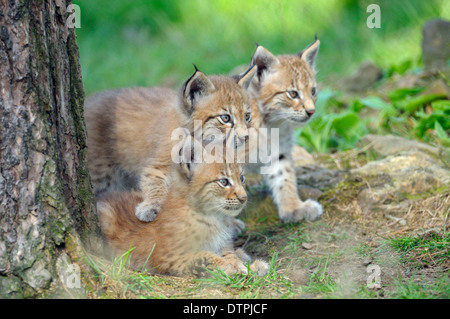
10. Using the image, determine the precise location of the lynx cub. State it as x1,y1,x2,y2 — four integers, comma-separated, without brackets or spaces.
244,38,323,223
97,141,269,277
85,66,256,222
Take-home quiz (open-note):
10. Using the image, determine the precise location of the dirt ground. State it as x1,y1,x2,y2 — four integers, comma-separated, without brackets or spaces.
83,146,449,299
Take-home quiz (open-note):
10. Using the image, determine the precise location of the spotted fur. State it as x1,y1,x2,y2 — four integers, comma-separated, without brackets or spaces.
245,38,323,223
85,67,256,222
97,153,269,277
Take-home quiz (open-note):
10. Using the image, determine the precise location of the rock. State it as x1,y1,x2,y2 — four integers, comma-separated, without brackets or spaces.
301,242,314,250
352,150,449,192
296,164,345,191
342,61,383,93
21,259,52,290
351,149,450,214
362,258,373,266
422,19,450,71
319,134,450,219
298,186,323,201
420,79,450,98
288,268,309,285
358,134,442,157
0,275,24,299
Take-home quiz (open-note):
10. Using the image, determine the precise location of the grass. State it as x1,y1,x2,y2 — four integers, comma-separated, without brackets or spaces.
303,257,338,296
84,247,163,298
197,253,296,299
388,273,450,299
388,232,450,268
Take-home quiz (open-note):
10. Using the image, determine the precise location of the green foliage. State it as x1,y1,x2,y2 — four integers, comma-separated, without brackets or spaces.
73,0,448,95
297,79,449,153
73,0,449,152
297,88,369,153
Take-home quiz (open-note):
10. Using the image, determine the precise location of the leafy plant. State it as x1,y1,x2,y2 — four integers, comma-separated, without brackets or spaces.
297,72,449,153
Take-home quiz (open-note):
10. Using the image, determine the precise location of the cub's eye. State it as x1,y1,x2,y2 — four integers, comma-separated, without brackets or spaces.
287,91,299,99
218,114,231,124
218,178,230,187
240,175,246,183
311,87,317,97
245,112,252,122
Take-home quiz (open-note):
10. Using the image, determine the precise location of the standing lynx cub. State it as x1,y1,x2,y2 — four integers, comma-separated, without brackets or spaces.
245,38,323,223
97,142,269,276
85,66,256,222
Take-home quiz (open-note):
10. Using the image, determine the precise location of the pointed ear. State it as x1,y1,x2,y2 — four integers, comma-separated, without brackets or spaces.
233,64,257,90
182,67,216,114
251,45,280,81
179,136,203,179
299,37,320,70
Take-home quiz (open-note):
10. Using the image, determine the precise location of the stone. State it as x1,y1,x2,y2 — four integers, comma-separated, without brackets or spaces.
363,258,373,266
420,79,450,98
21,259,52,290
342,61,383,92
358,134,442,157
421,19,450,71
351,149,449,214
298,186,323,201
296,164,345,191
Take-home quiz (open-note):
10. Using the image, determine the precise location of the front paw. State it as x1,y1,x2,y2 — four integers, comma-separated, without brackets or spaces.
280,199,323,223
135,201,161,222
221,260,249,276
250,259,270,276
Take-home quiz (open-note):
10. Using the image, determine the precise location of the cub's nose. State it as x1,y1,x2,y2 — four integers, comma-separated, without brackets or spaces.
236,127,249,143
238,196,247,204
305,108,315,116
239,134,249,143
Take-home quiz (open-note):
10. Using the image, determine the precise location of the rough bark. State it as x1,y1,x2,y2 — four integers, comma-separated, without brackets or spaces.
0,0,99,298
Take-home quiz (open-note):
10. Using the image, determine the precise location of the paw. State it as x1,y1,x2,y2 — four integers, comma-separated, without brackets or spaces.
220,260,248,276
235,248,251,264
280,199,323,223
250,259,269,276
135,201,161,222
231,218,246,238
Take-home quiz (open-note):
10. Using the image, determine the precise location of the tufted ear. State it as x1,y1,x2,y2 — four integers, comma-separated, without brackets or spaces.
178,136,204,180
182,66,216,114
251,45,280,82
298,36,320,71
232,64,257,90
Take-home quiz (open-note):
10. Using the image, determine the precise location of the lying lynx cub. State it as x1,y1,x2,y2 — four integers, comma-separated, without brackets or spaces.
85,66,256,222
244,38,323,223
97,142,269,276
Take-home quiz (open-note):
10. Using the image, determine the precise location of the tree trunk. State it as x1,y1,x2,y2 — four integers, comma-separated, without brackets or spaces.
0,0,99,298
